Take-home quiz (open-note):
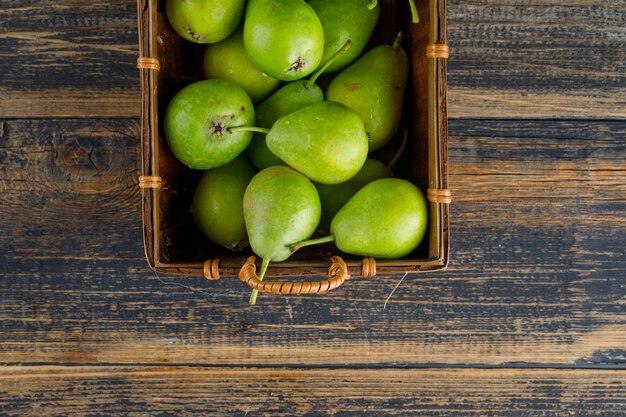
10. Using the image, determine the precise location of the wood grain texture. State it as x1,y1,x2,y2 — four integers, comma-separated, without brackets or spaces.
0,0,139,118
446,0,626,118
0,119,141,259
1,118,623,366
1,1,624,118
1,366,625,416
3,1,624,411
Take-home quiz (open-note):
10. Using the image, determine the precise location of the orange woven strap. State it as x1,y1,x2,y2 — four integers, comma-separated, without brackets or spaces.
426,44,449,59
238,256,350,294
204,259,220,280
362,257,377,277
138,175,162,189
427,188,452,204
137,56,161,71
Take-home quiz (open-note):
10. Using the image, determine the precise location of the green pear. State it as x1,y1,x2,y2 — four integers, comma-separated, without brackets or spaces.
203,26,281,103
243,0,324,81
245,81,321,170
315,159,392,232
265,101,369,184
164,79,255,170
244,166,321,304
246,40,353,171
291,178,428,259
326,33,409,152
166,0,245,44
192,155,255,250
307,0,380,74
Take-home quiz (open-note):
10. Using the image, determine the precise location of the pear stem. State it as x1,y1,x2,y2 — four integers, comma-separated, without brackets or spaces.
289,235,335,253
367,0,378,11
249,257,270,305
407,0,419,23
306,39,353,87
387,125,408,171
392,32,404,50
229,126,270,135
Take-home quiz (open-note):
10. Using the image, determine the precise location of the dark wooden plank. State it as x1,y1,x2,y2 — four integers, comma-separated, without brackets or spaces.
1,1,625,118
447,0,626,118
0,118,623,366
0,119,141,259
1,367,625,416
1,254,624,366
0,0,139,118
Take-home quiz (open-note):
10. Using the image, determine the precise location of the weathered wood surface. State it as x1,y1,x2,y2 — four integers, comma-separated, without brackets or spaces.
1,1,625,413
1,1,625,118
2,367,625,416
1,118,623,366
0,0,139,118
0,119,141,260
447,0,626,118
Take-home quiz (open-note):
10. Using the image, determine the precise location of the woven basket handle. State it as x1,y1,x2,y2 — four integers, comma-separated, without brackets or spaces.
238,256,350,294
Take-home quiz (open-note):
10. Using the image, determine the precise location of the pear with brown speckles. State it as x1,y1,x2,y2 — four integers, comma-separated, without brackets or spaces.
166,0,245,44
266,101,369,184
243,166,321,304
164,79,255,169
244,0,324,81
291,178,428,259
326,33,408,152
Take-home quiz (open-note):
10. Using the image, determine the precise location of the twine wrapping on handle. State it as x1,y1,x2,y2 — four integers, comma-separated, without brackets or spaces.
203,259,220,280
139,175,162,189
362,257,377,277
427,188,452,204
137,56,161,71
239,256,350,294
426,44,449,59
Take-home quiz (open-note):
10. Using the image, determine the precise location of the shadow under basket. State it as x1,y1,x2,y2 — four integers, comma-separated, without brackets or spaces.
136,0,450,293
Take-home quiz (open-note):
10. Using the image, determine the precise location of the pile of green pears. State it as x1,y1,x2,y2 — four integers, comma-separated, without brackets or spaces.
164,0,427,303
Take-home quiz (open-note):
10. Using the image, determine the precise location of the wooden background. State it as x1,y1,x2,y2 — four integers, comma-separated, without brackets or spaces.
1,0,625,415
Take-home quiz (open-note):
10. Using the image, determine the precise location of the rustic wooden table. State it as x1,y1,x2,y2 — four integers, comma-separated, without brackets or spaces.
1,1,625,415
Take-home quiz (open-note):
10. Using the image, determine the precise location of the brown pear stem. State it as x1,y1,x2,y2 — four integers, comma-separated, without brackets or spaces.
229,126,270,135
407,0,419,23
367,0,378,10
392,32,404,50
306,39,353,87
289,235,335,254
387,125,408,171
249,257,270,305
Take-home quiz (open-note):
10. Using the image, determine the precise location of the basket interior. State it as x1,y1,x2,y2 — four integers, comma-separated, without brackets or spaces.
151,0,433,267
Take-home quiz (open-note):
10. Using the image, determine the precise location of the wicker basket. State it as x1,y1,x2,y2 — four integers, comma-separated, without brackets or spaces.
136,0,450,291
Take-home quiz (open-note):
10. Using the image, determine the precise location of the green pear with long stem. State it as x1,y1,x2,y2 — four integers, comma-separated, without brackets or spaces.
326,32,409,152
290,178,428,259
232,100,368,185
246,40,353,171
243,0,324,81
244,166,321,304
266,101,369,184
307,0,380,74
